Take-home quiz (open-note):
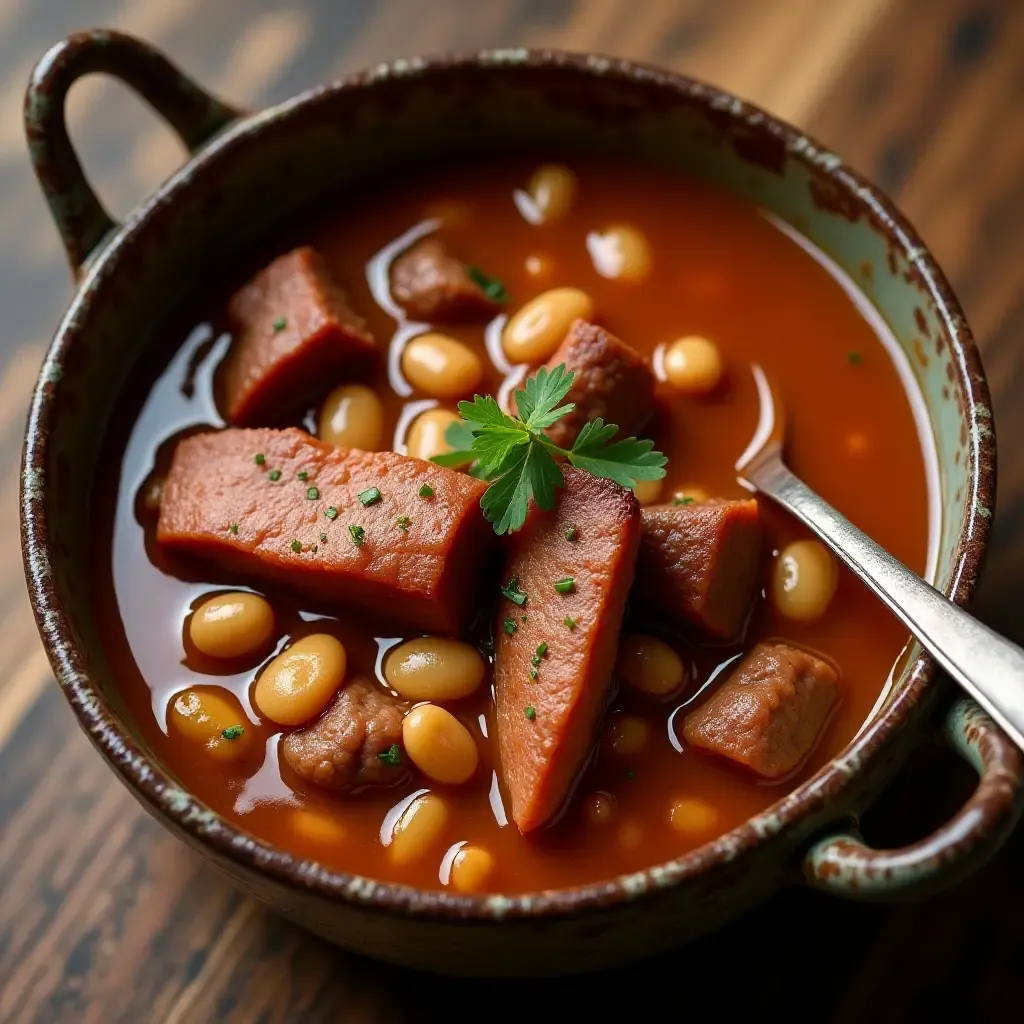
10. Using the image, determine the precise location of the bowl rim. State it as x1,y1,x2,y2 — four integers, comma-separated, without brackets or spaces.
21,47,996,921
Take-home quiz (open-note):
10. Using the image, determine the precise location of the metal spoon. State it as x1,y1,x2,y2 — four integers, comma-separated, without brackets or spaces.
737,364,1024,752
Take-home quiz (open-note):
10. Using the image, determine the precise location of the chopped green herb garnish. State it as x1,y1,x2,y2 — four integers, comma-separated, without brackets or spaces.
524,706,537,721
254,453,266,466
272,317,287,332
377,743,401,766
672,496,695,505
564,616,576,630
467,265,509,303
320,532,328,543
431,364,666,534
554,576,575,594
396,515,411,531
290,539,302,553
521,614,528,623
529,668,538,680
565,526,578,542
419,484,434,498
847,351,863,365
531,655,541,667
268,469,282,482
325,506,339,520
349,524,366,547
536,641,548,657
306,486,320,500
229,523,238,535
297,470,308,481
358,486,382,507
503,618,518,635
624,769,636,780
221,725,245,740
501,576,528,606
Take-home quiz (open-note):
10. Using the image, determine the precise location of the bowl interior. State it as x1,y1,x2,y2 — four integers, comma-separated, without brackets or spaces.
28,54,984,849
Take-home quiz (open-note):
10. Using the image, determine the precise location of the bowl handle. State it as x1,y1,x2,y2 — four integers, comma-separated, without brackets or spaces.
804,697,1023,900
24,29,243,274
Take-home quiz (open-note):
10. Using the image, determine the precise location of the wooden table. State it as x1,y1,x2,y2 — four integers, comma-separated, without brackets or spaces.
1,1,1021,1019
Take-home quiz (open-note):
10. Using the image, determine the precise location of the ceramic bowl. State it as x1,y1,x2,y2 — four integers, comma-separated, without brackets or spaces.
21,30,1024,975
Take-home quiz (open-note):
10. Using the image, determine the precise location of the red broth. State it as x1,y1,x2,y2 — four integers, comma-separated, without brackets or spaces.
91,157,934,893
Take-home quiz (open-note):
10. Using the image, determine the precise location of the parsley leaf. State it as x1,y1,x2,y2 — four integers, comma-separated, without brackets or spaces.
514,363,576,430
429,363,666,535
467,266,509,303
569,418,668,488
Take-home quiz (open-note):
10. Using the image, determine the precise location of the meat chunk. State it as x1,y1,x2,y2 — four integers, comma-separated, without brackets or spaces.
494,469,640,832
636,499,761,642
682,642,840,779
282,678,408,791
220,247,376,425
156,427,492,633
543,320,656,448
390,238,502,322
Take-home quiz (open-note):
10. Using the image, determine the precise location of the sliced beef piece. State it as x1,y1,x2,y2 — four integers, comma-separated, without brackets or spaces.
682,642,840,779
156,427,492,634
543,319,656,448
220,247,375,425
636,498,761,642
282,678,408,791
494,468,641,833
390,238,502,322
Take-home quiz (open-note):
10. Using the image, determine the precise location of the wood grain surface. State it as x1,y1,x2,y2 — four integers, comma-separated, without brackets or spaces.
1,1,1022,1020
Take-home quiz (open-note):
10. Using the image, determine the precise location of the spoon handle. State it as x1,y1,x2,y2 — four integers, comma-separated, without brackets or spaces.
747,450,1024,752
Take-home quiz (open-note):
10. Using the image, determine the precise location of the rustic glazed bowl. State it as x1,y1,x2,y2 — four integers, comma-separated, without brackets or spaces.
21,30,1024,976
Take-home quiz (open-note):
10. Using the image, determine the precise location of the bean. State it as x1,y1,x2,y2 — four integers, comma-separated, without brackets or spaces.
502,287,594,364
318,383,384,451
291,808,346,845
402,704,478,784
772,539,838,622
618,634,685,696
189,591,275,660
450,845,496,893
669,797,718,835
384,637,485,702
254,634,347,726
632,478,664,506
405,407,461,462
389,792,449,866
605,715,650,755
663,336,724,394
527,163,576,221
401,332,483,400
585,791,616,825
169,687,252,762
587,225,652,282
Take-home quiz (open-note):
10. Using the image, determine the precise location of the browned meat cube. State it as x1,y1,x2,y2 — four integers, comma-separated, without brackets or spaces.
682,642,840,779
220,247,376,425
636,499,761,642
281,678,408,791
494,468,640,833
390,239,502,322
156,427,492,635
543,320,656,448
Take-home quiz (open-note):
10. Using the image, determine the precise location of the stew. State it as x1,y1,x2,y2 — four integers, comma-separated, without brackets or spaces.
92,155,935,894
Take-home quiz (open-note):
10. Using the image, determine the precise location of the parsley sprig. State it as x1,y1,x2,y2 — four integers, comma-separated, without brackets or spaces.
432,364,666,534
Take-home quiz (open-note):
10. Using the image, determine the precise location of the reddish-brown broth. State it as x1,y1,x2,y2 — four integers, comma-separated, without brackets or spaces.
92,156,933,893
